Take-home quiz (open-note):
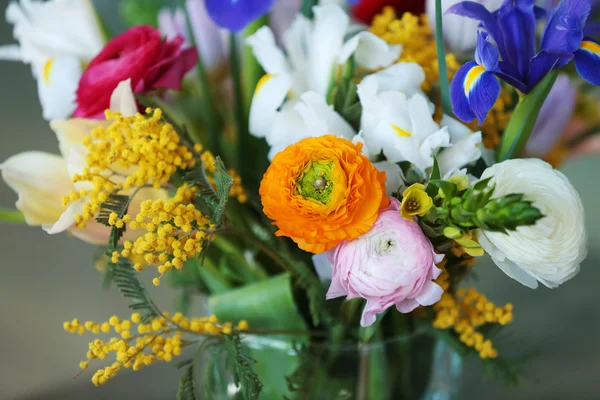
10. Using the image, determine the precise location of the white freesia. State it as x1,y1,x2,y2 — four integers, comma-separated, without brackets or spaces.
0,80,163,244
477,159,587,289
357,70,450,169
264,91,355,159
426,0,504,55
436,115,484,176
247,4,400,141
0,0,105,119
352,134,404,196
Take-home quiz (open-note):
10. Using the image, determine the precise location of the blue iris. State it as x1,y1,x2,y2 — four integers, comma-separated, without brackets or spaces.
449,0,600,123
205,0,276,32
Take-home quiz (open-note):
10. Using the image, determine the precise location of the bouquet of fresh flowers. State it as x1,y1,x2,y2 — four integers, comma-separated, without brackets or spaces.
0,0,596,398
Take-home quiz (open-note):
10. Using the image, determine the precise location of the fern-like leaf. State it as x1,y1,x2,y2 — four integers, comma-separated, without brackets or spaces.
225,333,263,400
184,156,233,225
177,365,197,400
109,258,159,323
96,193,130,248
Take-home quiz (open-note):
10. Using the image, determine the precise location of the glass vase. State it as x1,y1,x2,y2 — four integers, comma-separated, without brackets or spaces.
198,332,463,400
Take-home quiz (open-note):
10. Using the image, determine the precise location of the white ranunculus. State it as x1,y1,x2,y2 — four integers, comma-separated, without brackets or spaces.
426,0,504,55
477,159,587,289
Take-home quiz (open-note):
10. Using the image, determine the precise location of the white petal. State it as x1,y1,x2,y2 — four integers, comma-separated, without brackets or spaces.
186,0,225,69
367,62,425,96
437,132,482,175
338,31,401,70
477,231,539,289
373,161,404,195
306,4,350,95
440,114,472,143
246,26,291,76
1,151,72,225
43,199,82,235
249,74,292,138
0,44,22,61
36,56,82,120
110,79,138,116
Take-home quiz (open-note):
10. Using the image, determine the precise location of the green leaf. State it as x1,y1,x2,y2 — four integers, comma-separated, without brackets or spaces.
209,274,309,399
0,208,25,224
108,258,159,323
301,0,318,18
435,0,452,115
359,309,388,345
96,193,130,248
497,71,558,162
177,365,197,400
184,156,233,225
426,157,441,197
118,0,166,28
224,333,264,400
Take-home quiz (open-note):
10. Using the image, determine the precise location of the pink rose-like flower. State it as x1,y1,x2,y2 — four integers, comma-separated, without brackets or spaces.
74,25,197,118
326,197,445,327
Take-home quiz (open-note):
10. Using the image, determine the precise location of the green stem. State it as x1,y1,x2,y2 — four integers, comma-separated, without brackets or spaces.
0,208,25,224
242,17,267,117
435,0,452,116
301,0,318,18
183,5,222,154
230,33,250,184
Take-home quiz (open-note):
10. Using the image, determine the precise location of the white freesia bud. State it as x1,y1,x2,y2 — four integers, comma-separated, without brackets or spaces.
477,159,587,289
426,0,504,55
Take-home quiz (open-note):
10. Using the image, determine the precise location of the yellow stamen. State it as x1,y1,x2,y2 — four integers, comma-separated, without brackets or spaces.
391,124,412,137
464,65,486,95
43,58,55,85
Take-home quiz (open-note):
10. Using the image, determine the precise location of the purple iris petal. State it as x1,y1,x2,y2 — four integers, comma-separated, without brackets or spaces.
574,37,600,85
475,32,499,71
496,0,537,78
451,61,478,123
468,69,501,124
205,0,276,32
446,1,507,60
527,50,571,90
526,74,576,157
540,0,590,56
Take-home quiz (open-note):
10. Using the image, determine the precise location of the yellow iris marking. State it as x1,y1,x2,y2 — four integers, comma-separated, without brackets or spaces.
255,73,275,94
581,40,600,55
43,58,55,85
390,124,412,137
464,65,486,96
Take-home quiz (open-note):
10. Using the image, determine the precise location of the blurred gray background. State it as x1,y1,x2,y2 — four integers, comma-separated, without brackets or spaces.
0,0,598,399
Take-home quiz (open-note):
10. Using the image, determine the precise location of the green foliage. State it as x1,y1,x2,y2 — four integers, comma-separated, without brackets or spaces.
108,258,159,323
96,193,130,248
184,156,233,225
177,365,198,400
428,178,543,234
434,0,452,115
224,333,263,400
0,208,26,223
497,71,558,161
329,57,362,131
118,0,166,28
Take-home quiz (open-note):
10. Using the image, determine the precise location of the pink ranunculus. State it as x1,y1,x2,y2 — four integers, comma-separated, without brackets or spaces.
326,197,445,327
73,25,197,119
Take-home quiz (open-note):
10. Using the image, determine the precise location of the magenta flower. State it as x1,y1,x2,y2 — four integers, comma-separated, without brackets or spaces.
326,197,445,327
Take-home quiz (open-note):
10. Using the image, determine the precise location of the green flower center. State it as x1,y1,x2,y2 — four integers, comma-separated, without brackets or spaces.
296,160,334,204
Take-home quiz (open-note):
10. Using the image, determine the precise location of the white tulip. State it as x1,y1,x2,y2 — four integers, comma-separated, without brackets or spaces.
0,0,106,119
426,0,504,55
1,81,164,244
477,159,587,289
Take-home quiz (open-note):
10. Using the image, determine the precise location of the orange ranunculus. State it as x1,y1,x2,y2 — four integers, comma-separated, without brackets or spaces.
259,135,389,254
